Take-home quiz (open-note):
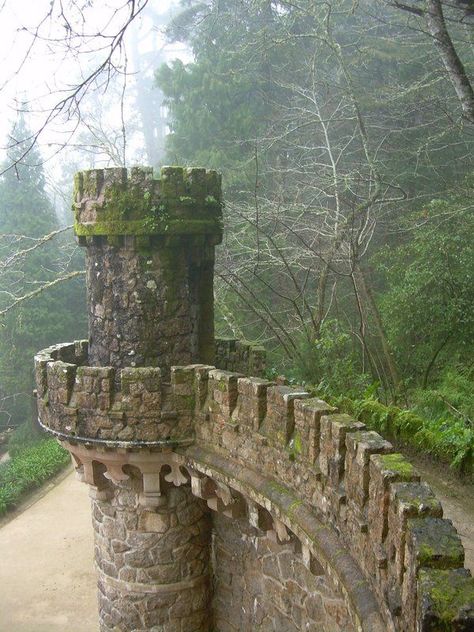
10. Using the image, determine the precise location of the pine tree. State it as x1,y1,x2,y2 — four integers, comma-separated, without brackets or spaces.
0,114,86,429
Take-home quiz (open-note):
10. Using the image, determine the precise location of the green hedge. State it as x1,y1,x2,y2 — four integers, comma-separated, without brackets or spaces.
328,394,474,475
0,439,70,515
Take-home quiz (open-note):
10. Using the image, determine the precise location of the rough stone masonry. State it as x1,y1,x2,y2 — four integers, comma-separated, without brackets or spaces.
35,166,474,632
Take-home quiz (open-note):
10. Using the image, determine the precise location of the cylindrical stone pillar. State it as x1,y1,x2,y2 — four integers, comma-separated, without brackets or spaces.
93,479,211,632
71,165,223,631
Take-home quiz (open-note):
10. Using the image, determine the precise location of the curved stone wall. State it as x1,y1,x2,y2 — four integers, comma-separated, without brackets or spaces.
35,343,474,631
212,514,353,631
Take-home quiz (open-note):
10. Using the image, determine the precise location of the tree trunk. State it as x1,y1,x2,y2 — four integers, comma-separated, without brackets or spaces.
425,0,474,123
355,264,402,394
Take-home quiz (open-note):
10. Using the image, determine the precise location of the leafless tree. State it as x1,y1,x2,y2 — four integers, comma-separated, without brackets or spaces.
0,0,150,175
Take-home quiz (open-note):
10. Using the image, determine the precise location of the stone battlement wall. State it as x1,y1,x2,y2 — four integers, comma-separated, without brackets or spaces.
214,336,266,377
35,339,266,443
36,345,474,631
193,368,474,631
35,342,197,443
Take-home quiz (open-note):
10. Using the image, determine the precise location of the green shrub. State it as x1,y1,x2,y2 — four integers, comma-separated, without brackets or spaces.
0,439,70,515
332,395,473,474
412,368,474,426
285,320,373,399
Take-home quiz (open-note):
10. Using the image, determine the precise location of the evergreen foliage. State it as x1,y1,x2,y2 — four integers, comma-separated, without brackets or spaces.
157,0,474,461
0,115,87,428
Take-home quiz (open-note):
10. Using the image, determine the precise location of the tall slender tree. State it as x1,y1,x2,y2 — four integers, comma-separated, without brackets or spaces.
0,114,86,428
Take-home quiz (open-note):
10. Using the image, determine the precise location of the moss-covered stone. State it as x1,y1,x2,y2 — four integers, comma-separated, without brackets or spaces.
73,166,223,239
379,452,416,479
74,217,222,237
418,568,474,630
408,517,464,569
288,432,303,461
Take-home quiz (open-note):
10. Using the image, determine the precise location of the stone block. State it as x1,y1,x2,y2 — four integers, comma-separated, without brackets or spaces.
368,453,420,548
206,369,241,423
319,414,365,488
233,377,273,430
47,361,76,405
387,482,443,585
293,398,336,464
416,568,474,632
402,517,465,628
260,385,309,446
345,431,393,509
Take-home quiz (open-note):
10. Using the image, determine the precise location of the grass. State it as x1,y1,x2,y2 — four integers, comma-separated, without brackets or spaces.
0,438,70,515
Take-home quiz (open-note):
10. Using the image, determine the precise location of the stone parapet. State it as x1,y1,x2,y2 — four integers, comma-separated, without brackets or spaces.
214,336,266,377
183,365,474,632
35,342,199,444
35,344,474,631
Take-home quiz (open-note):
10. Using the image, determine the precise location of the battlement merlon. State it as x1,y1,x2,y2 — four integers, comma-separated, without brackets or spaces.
73,166,223,242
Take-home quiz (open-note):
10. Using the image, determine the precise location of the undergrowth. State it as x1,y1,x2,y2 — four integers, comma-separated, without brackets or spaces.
327,394,473,474
0,438,70,515
274,364,474,475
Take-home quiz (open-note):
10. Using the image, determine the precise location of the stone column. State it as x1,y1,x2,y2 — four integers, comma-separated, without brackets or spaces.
71,166,222,631
93,479,211,632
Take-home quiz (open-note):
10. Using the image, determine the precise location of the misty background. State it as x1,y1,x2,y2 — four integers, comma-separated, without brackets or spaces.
0,0,473,477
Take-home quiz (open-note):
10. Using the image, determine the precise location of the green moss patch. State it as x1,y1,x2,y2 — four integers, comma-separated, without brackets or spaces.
379,453,416,478
418,569,474,629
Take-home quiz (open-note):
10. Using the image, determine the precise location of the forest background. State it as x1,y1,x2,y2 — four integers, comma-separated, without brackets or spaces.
0,0,473,484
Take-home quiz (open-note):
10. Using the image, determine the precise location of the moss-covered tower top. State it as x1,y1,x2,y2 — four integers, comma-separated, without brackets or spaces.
73,166,222,240
75,165,221,373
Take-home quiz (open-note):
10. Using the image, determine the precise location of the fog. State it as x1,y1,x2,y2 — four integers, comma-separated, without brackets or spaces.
0,0,187,173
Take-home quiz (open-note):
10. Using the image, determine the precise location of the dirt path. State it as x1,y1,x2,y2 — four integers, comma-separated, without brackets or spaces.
0,469,98,632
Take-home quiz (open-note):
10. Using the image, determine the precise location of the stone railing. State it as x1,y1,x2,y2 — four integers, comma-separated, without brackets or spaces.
35,346,474,631
35,339,266,445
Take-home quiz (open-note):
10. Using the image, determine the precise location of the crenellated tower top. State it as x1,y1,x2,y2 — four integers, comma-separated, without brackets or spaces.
72,165,222,374
73,165,222,242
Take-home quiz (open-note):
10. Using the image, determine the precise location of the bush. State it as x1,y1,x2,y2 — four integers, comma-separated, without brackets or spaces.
289,320,373,398
0,439,70,515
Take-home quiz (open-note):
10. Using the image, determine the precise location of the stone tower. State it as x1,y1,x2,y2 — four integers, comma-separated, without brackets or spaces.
37,166,222,631
35,166,474,632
